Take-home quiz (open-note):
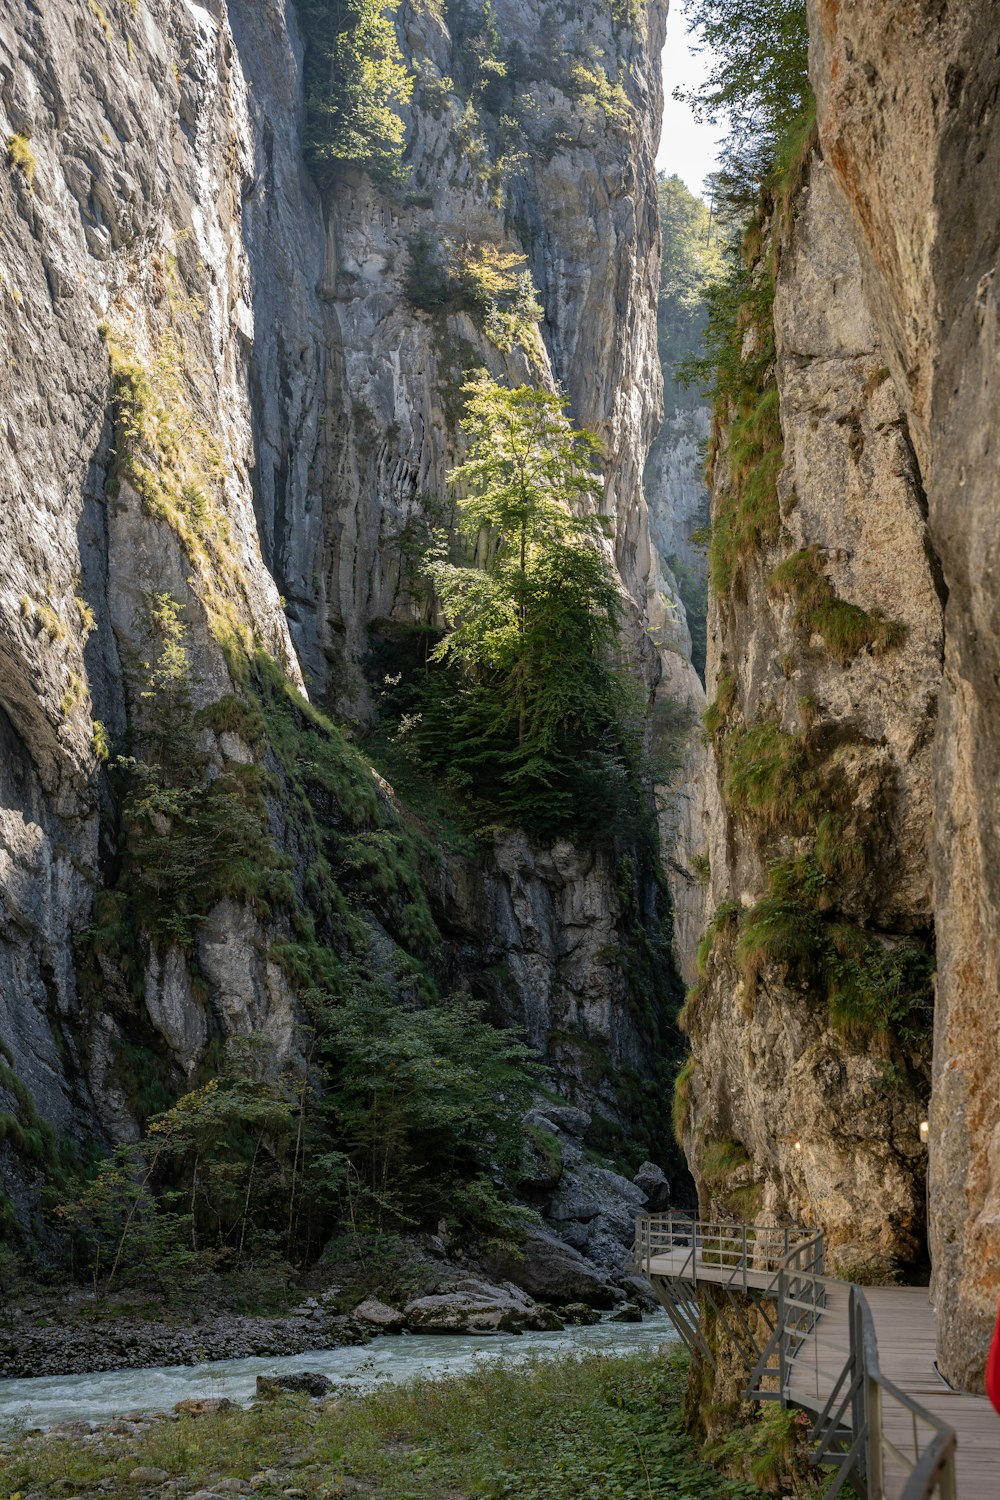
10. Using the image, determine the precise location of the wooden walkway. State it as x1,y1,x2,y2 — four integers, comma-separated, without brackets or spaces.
786,1283,1000,1497
642,1228,1000,1498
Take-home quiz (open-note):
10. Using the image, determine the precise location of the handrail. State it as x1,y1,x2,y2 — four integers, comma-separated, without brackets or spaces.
635,1213,957,1500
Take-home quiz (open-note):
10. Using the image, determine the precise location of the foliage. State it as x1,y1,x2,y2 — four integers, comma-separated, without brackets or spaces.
703,669,737,738
721,720,816,830
297,0,413,182
57,1038,299,1295
400,377,647,844
696,899,740,976
108,596,278,952
6,132,36,186
705,1400,823,1495
307,989,541,1248
668,550,709,681
734,856,934,1038
0,1350,767,1499
404,236,543,354
0,1041,63,1183
674,0,809,214
655,173,724,408
768,546,907,663
701,1137,751,1184
673,1058,696,1146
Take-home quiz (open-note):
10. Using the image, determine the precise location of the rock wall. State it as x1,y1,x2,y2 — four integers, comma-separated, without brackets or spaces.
0,0,683,1225
807,0,1000,1390
684,149,943,1277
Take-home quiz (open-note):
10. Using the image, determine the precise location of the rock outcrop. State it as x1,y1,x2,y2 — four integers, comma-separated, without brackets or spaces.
806,0,1000,1390
684,148,942,1277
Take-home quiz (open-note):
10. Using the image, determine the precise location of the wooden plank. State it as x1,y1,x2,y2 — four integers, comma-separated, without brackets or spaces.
644,1219,998,1497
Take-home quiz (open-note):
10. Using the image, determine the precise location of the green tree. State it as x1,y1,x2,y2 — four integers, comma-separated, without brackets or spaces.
412,377,643,840
674,0,809,209
298,0,413,181
315,991,538,1248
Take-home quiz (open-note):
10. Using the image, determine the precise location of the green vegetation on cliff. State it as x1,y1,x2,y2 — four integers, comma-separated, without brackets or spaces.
391,377,649,845
297,0,413,181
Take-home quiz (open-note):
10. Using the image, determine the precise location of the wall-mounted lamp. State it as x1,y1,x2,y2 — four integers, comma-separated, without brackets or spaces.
792,1139,802,1152
919,1119,930,1145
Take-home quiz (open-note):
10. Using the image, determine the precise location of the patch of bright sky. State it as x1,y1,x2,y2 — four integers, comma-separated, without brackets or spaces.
655,6,722,202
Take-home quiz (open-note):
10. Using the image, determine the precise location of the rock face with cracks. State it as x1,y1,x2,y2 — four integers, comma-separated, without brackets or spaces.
684,150,943,1285
0,0,685,1240
808,0,1000,1394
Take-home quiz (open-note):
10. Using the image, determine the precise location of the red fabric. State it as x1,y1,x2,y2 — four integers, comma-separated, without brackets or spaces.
987,1297,1000,1414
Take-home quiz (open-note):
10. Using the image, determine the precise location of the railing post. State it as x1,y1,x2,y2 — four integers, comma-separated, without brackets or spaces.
866,1369,884,1498
777,1268,787,1402
742,1224,748,1290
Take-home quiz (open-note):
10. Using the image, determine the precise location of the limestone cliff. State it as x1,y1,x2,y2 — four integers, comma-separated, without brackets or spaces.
808,0,1000,1391
682,147,943,1278
0,0,682,1237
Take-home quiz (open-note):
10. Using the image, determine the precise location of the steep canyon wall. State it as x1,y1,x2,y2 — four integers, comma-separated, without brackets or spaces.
683,3,1000,1394
0,0,684,1232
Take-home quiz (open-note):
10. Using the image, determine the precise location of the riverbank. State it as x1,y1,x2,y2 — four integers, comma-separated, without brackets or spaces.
0,1350,765,1500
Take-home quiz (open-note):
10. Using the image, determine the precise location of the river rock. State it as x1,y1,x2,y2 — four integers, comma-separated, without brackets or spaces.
482,1229,616,1307
174,1398,236,1417
560,1303,600,1326
256,1373,333,1398
608,1304,642,1323
352,1296,405,1331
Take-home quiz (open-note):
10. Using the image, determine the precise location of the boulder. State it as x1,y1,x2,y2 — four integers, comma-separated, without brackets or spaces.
620,1274,659,1311
528,1102,591,1138
608,1304,642,1323
482,1228,616,1307
255,1372,333,1398
173,1398,235,1417
633,1161,671,1212
560,1302,600,1325
403,1291,542,1333
352,1296,405,1331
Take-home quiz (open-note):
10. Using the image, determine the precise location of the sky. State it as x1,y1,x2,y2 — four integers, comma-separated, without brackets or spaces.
655,7,722,199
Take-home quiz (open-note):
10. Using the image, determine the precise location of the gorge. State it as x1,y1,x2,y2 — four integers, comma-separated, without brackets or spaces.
2,0,1000,1491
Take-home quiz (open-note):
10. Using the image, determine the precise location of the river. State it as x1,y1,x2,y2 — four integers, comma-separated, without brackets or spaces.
0,1310,676,1431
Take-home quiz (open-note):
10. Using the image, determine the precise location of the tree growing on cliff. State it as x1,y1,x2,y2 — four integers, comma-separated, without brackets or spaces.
675,0,809,207
408,377,644,840
298,0,413,182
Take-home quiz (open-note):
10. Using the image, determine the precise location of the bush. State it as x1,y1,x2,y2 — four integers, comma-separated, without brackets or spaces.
6,132,35,186
297,0,413,182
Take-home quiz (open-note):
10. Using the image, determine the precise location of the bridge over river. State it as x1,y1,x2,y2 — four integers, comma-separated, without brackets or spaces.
635,1214,1000,1500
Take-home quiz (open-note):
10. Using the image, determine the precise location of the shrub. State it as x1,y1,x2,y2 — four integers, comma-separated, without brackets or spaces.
7,132,36,186
297,0,413,183
721,720,816,829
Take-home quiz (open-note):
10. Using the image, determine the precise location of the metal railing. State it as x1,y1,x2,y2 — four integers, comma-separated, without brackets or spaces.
636,1214,957,1500
634,1210,820,1293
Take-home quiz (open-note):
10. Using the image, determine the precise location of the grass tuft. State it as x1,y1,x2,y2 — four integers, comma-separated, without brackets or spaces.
6,133,36,187
768,545,906,664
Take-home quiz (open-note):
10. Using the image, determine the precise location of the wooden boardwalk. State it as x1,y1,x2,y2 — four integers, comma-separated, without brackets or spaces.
643,1234,1000,1497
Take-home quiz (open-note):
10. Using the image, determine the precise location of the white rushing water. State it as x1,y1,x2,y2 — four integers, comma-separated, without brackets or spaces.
0,1312,676,1431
